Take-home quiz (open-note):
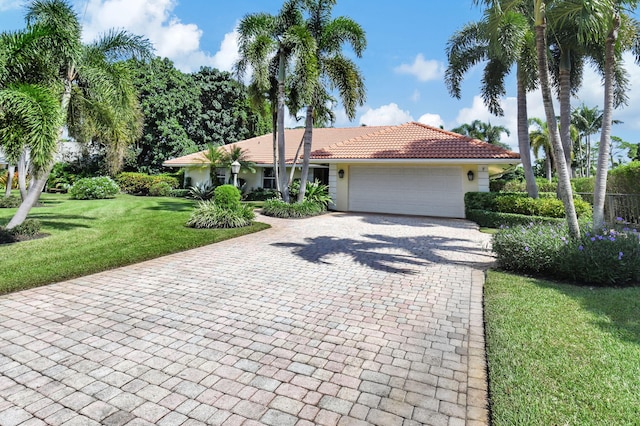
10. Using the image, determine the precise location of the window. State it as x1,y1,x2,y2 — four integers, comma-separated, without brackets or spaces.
214,168,227,185
263,168,276,189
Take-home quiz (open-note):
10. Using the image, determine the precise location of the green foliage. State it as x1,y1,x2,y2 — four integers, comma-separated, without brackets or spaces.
0,171,19,189
466,209,563,228
495,194,592,219
571,177,595,193
262,199,326,218
213,185,241,209
493,222,640,285
244,188,280,201
125,58,267,173
500,178,558,192
290,180,332,206
115,172,179,195
149,181,172,197
187,200,255,229
0,196,21,208
188,183,216,201
0,218,42,243
169,189,190,198
608,161,640,194
69,176,120,200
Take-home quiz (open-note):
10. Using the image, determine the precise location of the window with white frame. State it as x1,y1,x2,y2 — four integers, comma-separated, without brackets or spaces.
263,167,276,189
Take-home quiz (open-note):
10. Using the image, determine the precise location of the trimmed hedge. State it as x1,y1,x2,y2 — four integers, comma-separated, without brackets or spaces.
466,209,563,228
69,177,119,200
116,172,179,195
608,161,640,194
262,199,326,218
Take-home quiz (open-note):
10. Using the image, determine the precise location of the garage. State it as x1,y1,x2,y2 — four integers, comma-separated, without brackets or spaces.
348,166,465,218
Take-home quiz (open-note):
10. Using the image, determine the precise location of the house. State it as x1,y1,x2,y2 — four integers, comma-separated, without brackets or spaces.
163,122,520,218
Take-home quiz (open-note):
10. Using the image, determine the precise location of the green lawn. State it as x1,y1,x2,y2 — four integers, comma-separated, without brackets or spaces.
0,193,269,294
485,270,640,425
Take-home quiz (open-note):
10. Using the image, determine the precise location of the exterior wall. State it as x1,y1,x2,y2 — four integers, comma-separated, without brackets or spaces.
477,165,490,192
184,167,211,187
182,165,313,192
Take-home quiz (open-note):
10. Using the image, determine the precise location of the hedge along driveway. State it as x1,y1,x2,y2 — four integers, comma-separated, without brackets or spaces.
0,193,269,294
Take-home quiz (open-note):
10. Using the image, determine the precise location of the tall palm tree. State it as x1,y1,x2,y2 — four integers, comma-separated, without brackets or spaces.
571,104,603,177
292,0,366,202
533,0,580,237
235,1,316,202
2,0,152,229
446,3,539,198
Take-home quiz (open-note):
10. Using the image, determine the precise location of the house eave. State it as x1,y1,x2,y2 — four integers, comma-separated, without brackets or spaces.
309,158,521,164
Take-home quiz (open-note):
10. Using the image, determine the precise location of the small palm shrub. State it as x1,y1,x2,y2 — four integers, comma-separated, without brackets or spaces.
69,177,119,200
214,185,241,209
493,221,640,286
188,183,215,201
0,196,21,208
187,200,255,228
262,199,325,218
149,181,172,197
303,180,332,206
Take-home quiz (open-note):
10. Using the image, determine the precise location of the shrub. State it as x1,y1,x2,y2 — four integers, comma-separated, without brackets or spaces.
188,183,215,201
170,189,190,198
288,180,332,206
0,195,21,208
213,185,241,209
262,199,325,218
466,209,564,228
500,178,558,193
0,171,19,189
149,181,172,197
186,200,255,228
115,172,179,195
494,194,592,219
493,221,640,286
608,161,640,194
572,177,595,193
245,188,280,201
0,219,42,244
69,177,119,200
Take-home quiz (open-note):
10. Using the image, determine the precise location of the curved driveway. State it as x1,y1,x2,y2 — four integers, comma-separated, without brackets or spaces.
0,213,493,426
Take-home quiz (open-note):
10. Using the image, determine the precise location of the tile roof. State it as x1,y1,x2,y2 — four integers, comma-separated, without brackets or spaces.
163,122,519,166
310,122,520,160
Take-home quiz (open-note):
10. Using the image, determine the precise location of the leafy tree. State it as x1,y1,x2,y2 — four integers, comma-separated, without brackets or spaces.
292,0,366,202
2,0,151,229
451,120,511,149
528,117,554,181
571,104,603,177
236,0,317,202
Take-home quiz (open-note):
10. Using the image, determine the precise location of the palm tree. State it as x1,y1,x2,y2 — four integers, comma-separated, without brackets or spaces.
452,119,511,149
292,0,366,203
446,3,539,198
528,117,554,181
235,1,316,203
2,0,152,229
571,104,603,177
533,0,580,238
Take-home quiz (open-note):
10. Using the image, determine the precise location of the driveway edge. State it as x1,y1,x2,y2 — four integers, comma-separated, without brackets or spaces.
467,269,490,425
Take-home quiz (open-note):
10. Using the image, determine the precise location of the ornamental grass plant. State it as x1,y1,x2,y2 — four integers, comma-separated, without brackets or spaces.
493,220,640,286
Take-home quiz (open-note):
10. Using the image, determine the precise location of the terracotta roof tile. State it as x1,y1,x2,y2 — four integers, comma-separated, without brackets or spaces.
163,122,519,166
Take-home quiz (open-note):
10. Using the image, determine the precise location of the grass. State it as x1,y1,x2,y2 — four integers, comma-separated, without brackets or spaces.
485,270,640,425
0,193,269,294
479,227,498,234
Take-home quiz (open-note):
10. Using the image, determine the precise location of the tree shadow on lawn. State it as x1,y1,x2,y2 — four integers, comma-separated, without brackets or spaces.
27,213,94,231
272,233,494,274
145,200,195,213
547,281,640,346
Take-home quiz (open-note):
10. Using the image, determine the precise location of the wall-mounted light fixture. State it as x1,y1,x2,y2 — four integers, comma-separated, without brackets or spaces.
467,170,475,181
338,169,345,179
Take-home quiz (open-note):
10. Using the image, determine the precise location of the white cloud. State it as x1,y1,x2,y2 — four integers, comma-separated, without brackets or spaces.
395,54,444,82
411,89,420,102
417,113,445,128
0,0,22,11
359,103,413,126
80,0,238,73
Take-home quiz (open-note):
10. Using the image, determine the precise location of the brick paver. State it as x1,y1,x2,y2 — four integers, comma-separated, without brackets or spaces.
0,212,493,425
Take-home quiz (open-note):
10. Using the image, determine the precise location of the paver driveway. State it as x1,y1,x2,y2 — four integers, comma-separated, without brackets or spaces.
0,212,494,426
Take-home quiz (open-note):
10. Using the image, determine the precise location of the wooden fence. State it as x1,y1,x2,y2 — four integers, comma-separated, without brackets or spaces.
577,193,640,225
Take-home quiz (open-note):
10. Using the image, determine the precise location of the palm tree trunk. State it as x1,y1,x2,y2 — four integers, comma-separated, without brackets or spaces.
276,53,289,202
17,151,28,200
586,134,591,176
534,2,580,238
517,66,538,198
559,50,573,176
593,13,619,228
545,157,552,182
4,165,15,197
272,111,280,193
297,105,314,203
289,135,304,184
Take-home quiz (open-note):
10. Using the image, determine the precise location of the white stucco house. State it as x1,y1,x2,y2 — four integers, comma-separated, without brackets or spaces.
163,122,521,218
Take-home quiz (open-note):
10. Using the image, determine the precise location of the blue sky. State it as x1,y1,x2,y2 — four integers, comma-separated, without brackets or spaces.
1,0,639,159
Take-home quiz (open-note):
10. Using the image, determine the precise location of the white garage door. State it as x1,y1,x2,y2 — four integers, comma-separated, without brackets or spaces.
348,166,464,218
